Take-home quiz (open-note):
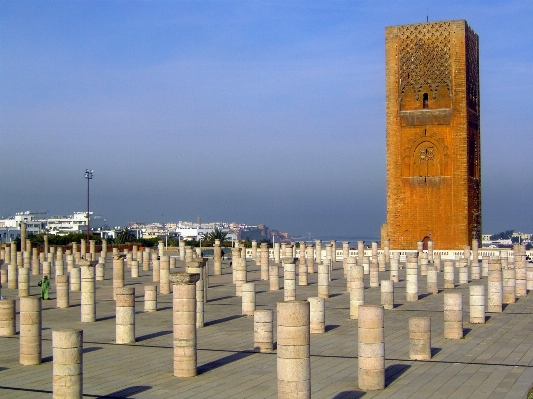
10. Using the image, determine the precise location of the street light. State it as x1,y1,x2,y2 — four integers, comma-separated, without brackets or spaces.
84,169,93,246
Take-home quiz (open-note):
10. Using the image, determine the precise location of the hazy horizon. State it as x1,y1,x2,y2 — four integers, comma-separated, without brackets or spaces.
1,1,531,238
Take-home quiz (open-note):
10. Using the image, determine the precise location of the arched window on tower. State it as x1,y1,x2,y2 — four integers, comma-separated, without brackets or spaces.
423,93,429,109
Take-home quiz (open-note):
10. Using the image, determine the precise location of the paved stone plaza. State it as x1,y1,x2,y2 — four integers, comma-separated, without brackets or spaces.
1,254,533,398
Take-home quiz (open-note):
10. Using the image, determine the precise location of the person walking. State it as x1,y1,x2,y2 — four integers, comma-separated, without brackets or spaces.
40,275,51,300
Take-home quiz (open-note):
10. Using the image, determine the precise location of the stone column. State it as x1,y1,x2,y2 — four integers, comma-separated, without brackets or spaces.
318,261,329,298
350,264,365,320
342,241,350,275
427,240,434,262
488,259,503,313
251,240,257,262
0,299,16,336
131,260,139,278
444,260,455,289
18,266,30,297
358,305,385,390
458,259,469,285
56,275,69,308
116,287,135,344
144,285,157,312
325,244,332,269
277,300,310,399
357,241,365,265
152,258,160,282
308,297,325,333
20,296,41,365
44,234,49,255
125,252,133,269
527,258,533,292
444,292,463,339
170,273,199,377
427,265,438,294
362,257,370,275
515,250,527,297
298,252,308,286
390,258,399,283
409,317,431,360
306,244,314,274
20,221,27,252
502,267,516,304
434,253,441,272
417,241,423,259
158,240,164,258
66,254,75,273
234,257,247,296
380,280,394,310
315,240,322,264
469,285,485,324
179,239,185,261
242,282,255,316
81,262,96,323
89,240,96,261
80,239,86,259
112,256,124,300
8,262,18,289
31,249,40,275
254,309,273,352
142,250,150,271
160,255,171,294
260,243,269,280
53,329,83,399
269,261,280,291
419,254,428,276
274,242,280,264
369,259,379,288
377,253,385,273
406,255,418,301
330,240,337,263
371,242,378,263
4,245,11,265
70,267,81,291
185,246,194,263
283,258,296,301
347,257,358,291
95,263,104,281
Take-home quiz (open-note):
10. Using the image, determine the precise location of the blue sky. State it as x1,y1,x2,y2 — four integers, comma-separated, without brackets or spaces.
1,1,532,237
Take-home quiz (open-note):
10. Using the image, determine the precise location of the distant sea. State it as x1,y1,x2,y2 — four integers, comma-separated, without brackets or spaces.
290,235,380,247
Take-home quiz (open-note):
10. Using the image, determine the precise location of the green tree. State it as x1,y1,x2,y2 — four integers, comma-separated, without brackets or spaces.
201,228,228,245
115,228,136,244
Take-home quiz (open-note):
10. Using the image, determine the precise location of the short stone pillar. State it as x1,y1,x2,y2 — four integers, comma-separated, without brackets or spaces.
306,244,314,274
378,253,386,272
427,240,434,262
298,254,308,286
277,300,310,399
185,258,208,304
434,253,442,272
112,256,124,299
0,299,16,336
242,282,255,316
20,296,42,365
427,265,438,294
52,329,83,399
488,259,503,313
443,260,455,289
254,309,273,352
369,259,379,288
96,263,105,281
67,254,75,273
116,287,135,344
212,240,222,276
420,254,428,276
179,239,186,261
56,275,69,308
170,273,200,378
347,257,359,290
409,317,431,360
274,242,281,264
8,262,18,289
31,250,40,275
234,257,247,297
444,292,463,339
18,266,30,297
458,259,469,285
251,240,258,262
158,240,164,258
269,262,280,291
144,285,157,312
131,260,139,278
159,255,171,294
283,258,296,301
152,258,160,282
185,246,194,263
308,297,325,333
315,240,322,264
260,243,269,280
380,280,394,310
405,256,418,302
80,262,96,323
350,274,365,320
80,239,86,259
469,285,485,324
43,261,51,278
358,305,385,390
317,261,329,298
342,241,350,275
502,268,516,304
142,250,150,271
371,242,378,261
362,257,370,275
70,267,81,291
170,256,177,270
515,254,527,297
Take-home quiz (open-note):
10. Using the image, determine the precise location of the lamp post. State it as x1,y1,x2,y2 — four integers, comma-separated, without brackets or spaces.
84,169,93,246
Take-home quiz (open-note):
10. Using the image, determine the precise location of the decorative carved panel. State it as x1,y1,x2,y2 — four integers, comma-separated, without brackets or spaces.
398,22,451,101
465,25,480,113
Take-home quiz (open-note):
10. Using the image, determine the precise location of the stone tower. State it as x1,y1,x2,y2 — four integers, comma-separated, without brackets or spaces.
382,20,481,250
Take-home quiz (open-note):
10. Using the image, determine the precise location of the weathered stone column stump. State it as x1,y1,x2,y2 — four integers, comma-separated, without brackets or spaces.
20,296,42,365
116,287,135,344
52,328,83,399
254,309,273,352
358,305,385,390
409,317,431,360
